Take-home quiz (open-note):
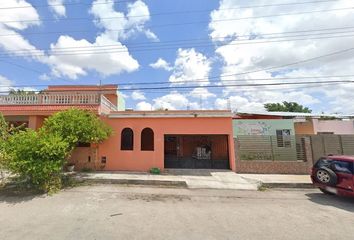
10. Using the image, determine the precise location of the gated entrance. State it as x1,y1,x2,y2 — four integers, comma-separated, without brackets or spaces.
164,135,230,169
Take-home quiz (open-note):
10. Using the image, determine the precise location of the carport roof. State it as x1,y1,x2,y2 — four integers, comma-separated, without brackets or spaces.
109,110,232,118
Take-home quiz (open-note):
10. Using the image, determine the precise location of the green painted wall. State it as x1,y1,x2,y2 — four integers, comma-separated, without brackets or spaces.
233,119,298,161
233,119,295,137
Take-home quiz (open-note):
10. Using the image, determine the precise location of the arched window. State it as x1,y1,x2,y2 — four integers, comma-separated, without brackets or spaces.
141,128,154,151
121,128,134,150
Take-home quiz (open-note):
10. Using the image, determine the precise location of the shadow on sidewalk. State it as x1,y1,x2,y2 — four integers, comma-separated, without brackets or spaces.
163,169,231,176
306,192,354,213
0,185,44,204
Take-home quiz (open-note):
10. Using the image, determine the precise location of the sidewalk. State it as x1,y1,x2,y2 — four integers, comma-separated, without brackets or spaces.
73,170,260,190
239,174,313,188
72,170,314,190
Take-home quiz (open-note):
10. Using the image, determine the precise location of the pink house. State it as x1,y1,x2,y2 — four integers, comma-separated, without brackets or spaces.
0,85,236,172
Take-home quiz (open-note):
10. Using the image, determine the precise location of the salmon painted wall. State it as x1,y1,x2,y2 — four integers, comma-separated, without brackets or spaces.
28,116,46,130
313,119,354,134
98,117,236,171
294,120,315,135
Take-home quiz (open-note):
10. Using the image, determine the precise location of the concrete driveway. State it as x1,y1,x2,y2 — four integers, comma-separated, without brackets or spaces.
0,185,353,240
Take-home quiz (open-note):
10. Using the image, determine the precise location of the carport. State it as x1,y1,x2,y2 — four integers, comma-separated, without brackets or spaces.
164,135,230,169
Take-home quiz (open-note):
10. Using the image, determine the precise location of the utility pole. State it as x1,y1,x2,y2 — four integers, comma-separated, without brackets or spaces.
227,97,231,110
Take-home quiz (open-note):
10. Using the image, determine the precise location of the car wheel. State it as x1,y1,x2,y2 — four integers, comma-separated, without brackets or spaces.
319,187,335,195
315,167,337,186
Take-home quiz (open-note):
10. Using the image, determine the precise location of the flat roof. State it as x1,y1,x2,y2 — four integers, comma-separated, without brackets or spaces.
46,84,118,92
236,111,353,118
109,110,232,118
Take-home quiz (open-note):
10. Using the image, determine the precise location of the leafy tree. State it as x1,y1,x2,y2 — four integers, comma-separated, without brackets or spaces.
41,108,112,150
9,89,36,95
0,113,8,141
5,130,69,193
264,101,312,113
0,114,8,176
2,109,112,193
0,114,20,169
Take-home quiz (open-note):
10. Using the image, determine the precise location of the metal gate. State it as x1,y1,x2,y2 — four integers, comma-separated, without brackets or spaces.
164,135,230,169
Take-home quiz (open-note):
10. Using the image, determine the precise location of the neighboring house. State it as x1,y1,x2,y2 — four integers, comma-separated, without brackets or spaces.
233,111,354,174
233,113,310,174
236,111,354,135
0,84,122,129
233,119,295,136
0,85,236,172
300,119,354,135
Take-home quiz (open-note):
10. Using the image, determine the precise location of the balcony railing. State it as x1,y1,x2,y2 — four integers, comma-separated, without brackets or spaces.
0,93,117,111
101,95,117,111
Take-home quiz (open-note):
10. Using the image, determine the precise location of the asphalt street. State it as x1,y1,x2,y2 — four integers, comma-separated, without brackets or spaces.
0,185,353,240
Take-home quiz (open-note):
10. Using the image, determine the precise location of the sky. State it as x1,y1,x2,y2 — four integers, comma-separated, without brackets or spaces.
1,0,354,113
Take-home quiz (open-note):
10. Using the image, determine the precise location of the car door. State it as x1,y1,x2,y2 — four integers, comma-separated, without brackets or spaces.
331,161,353,191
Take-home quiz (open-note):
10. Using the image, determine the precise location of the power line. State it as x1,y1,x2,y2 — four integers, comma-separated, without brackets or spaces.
1,46,353,90
1,32,354,59
102,80,354,91
3,26,354,54
214,46,354,80
1,5,352,25
0,80,353,94
108,83,346,94
0,0,132,10
0,59,43,74
0,34,354,58
2,21,353,39
0,0,337,11
2,74,354,88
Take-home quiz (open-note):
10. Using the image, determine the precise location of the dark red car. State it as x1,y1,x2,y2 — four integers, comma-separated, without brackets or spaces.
311,155,354,197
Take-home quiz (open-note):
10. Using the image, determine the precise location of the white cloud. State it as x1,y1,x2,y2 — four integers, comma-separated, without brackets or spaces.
48,0,66,17
0,75,13,93
131,90,146,100
0,75,39,94
189,88,216,99
215,96,265,112
0,1,40,30
209,0,354,113
90,0,156,41
152,91,199,110
136,101,152,110
169,48,211,86
45,0,158,79
0,1,45,62
149,58,172,71
144,29,159,42
47,35,139,79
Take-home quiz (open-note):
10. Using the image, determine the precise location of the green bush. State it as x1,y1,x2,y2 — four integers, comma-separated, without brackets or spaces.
0,114,9,170
1,109,112,193
150,167,161,175
41,108,112,150
5,130,69,193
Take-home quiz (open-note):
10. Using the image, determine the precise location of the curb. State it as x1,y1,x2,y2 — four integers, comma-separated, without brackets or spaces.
75,177,188,188
261,182,314,189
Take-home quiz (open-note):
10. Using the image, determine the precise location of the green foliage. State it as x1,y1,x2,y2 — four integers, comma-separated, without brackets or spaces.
41,108,112,149
2,109,112,193
9,89,36,95
0,114,9,168
264,101,312,113
150,167,161,174
4,130,69,193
